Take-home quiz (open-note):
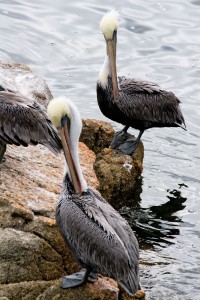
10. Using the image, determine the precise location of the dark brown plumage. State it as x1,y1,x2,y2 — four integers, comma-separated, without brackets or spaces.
0,86,62,162
97,11,186,154
97,76,186,131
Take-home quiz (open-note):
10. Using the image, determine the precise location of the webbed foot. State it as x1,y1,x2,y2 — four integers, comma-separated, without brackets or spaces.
115,136,140,155
111,130,134,149
111,129,144,155
111,131,139,155
61,268,98,289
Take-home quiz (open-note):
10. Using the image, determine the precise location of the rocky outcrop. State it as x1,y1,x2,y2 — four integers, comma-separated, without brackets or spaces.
80,118,115,154
94,143,144,202
80,118,144,202
0,143,98,280
0,142,142,299
0,278,119,300
0,62,144,300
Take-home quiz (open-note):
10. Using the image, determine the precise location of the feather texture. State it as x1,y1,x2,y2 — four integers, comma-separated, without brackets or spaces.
57,174,140,295
0,89,62,154
97,76,186,130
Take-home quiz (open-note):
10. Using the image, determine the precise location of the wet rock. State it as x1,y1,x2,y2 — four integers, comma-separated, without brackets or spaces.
94,142,144,202
80,118,115,154
0,62,52,107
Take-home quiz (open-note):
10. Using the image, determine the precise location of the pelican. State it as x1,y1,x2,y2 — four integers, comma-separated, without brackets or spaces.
97,11,186,155
0,84,62,163
47,96,140,296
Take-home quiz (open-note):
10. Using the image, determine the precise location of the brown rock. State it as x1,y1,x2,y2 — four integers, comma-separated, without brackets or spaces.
37,277,119,300
120,289,145,300
24,215,80,275
94,142,144,202
0,278,119,300
0,280,56,300
0,228,64,284
79,142,99,190
0,143,97,284
0,63,145,299
80,118,115,154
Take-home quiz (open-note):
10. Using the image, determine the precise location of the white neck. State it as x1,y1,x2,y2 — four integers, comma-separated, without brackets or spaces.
98,55,110,89
64,100,87,192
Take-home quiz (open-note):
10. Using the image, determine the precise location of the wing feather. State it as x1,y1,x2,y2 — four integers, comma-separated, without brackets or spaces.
57,187,139,294
0,90,62,153
118,77,185,127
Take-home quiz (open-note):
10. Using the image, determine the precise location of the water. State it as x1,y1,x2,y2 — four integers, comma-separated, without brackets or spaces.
0,0,200,299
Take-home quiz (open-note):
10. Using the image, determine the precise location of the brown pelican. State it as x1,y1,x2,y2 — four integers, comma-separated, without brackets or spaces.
96,11,186,155
0,84,62,163
47,96,140,296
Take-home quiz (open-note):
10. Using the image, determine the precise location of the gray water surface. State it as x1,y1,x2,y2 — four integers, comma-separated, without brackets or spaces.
1,1,200,299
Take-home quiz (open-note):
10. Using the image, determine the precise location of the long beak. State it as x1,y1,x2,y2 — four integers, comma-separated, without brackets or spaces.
58,120,82,194
106,34,119,101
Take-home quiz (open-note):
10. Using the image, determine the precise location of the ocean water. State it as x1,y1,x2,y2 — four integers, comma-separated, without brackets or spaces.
0,0,200,299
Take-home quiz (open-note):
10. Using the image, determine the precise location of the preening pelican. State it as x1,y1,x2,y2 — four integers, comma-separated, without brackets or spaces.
97,11,186,155
0,85,62,163
47,96,140,296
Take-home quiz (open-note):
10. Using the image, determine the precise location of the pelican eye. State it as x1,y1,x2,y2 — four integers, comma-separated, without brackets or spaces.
113,30,117,39
61,115,70,129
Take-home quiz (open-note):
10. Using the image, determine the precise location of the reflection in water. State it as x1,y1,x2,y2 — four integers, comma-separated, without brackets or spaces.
1,0,200,298
112,182,188,249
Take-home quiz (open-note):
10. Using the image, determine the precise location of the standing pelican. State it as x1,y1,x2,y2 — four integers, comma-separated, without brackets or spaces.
0,85,62,163
47,97,140,296
97,11,186,155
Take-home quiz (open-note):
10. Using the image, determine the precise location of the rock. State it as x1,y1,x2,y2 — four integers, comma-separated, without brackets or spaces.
94,142,144,202
0,62,52,107
80,118,115,154
0,280,56,300
0,142,98,280
120,289,145,300
80,118,144,202
0,278,119,300
0,228,64,284
37,277,119,300
0,141,99,289
0,63,144,299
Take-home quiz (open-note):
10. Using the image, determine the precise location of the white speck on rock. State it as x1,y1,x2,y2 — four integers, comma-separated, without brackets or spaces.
123,163,132,172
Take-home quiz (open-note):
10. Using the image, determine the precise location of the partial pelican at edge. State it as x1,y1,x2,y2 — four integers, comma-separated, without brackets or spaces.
0,84,62,163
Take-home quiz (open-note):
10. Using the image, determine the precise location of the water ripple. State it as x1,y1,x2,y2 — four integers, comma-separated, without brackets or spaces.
1,0,200,298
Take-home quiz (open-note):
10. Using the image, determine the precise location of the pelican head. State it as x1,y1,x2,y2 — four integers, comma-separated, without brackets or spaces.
100,11,119,100
100,10,119,40
47,96,86,194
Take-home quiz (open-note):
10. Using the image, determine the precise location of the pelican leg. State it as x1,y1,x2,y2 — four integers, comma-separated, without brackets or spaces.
61,268,98,289
0,142,6,164
87,270,98,283
113,130,144,155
